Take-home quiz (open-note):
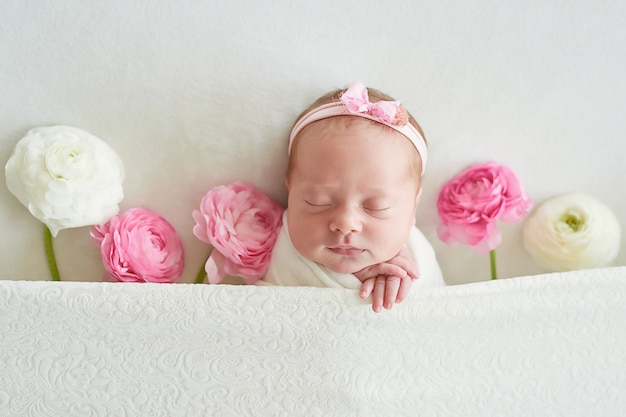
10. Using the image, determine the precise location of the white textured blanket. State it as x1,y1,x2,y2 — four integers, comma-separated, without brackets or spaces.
1,267,625,417
260,212,446,290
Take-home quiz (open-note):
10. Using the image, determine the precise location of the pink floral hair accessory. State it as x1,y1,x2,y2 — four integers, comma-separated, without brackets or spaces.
288,82,428,175
340,82,409,126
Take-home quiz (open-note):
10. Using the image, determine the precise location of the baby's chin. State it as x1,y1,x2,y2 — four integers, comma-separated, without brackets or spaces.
319,258,371,275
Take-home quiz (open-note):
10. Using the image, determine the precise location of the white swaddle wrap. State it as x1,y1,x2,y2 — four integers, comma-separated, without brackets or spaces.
259,211,446,290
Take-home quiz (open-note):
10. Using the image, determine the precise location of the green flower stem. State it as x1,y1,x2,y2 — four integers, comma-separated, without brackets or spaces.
490,249,498,280
44,225,61,281
195,248,213,284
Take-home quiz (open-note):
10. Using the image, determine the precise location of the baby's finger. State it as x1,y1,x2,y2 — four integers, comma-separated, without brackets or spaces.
356,263,407,281
388,250,419,279
394,274,413,303
359,278,375,299
383,275,402,310
372,276,387,313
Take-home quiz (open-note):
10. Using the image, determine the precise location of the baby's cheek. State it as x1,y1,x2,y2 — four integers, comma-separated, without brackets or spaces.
373,224,411,260
287,221,315,257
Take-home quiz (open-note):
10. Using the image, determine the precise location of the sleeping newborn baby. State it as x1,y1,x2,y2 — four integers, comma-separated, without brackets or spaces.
258,82,445,312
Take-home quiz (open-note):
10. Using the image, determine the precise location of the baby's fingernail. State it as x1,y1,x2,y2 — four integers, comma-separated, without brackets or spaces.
373,305,381,313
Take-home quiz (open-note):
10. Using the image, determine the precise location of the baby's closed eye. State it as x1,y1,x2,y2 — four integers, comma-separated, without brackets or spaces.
362,205,390,211
362,199,392,211
362,200,394,218
305,199,332,207
304,199,333,213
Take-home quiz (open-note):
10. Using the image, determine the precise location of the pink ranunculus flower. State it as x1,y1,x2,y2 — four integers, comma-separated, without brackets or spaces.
437,162,533,254
90,208,185,283
192,181,284,284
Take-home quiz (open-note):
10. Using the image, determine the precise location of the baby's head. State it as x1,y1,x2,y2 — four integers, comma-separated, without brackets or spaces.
285,82,428,274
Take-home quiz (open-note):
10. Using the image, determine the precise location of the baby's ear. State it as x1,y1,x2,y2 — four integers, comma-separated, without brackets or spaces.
284,177,291,192
415,187,422,206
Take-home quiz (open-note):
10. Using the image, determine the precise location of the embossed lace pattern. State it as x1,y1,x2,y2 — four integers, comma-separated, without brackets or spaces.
1,267,625,416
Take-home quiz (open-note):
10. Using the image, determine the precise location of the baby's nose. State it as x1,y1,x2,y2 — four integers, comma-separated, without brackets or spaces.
329,206,363,234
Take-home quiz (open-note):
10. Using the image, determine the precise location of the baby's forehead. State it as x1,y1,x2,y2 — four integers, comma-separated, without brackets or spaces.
289,115,422,180
299,116,415,155
304,116,406,142
316,115,384,130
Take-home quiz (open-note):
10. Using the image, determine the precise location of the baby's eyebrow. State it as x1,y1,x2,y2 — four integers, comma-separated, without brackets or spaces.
302,183,341,192
302,185,394,200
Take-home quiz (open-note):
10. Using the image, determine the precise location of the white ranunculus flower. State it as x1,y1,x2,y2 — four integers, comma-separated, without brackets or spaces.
5,126,125,237
522,192,621,271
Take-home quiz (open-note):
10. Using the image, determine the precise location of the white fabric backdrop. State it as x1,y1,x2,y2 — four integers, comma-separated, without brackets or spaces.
1,0,624,284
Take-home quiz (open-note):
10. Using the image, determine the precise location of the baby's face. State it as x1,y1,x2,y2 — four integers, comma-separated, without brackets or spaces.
286,117,421,274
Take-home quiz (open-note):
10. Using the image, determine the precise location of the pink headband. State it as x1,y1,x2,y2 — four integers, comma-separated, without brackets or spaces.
288,82,428,175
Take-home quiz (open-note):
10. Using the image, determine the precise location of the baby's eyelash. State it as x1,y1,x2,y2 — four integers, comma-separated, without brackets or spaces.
363,206,390,211
305,200,331,207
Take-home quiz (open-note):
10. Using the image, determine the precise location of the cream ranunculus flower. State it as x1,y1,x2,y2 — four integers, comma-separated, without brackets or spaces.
5,126,125,237
522,192,621,271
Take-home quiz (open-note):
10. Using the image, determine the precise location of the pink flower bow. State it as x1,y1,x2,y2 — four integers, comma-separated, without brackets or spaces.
340,82,405,125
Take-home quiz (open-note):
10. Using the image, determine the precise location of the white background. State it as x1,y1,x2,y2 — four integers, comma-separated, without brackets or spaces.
1,0,624,285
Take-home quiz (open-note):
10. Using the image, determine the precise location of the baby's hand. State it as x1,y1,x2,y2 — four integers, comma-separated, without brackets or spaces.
353,247,419,313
